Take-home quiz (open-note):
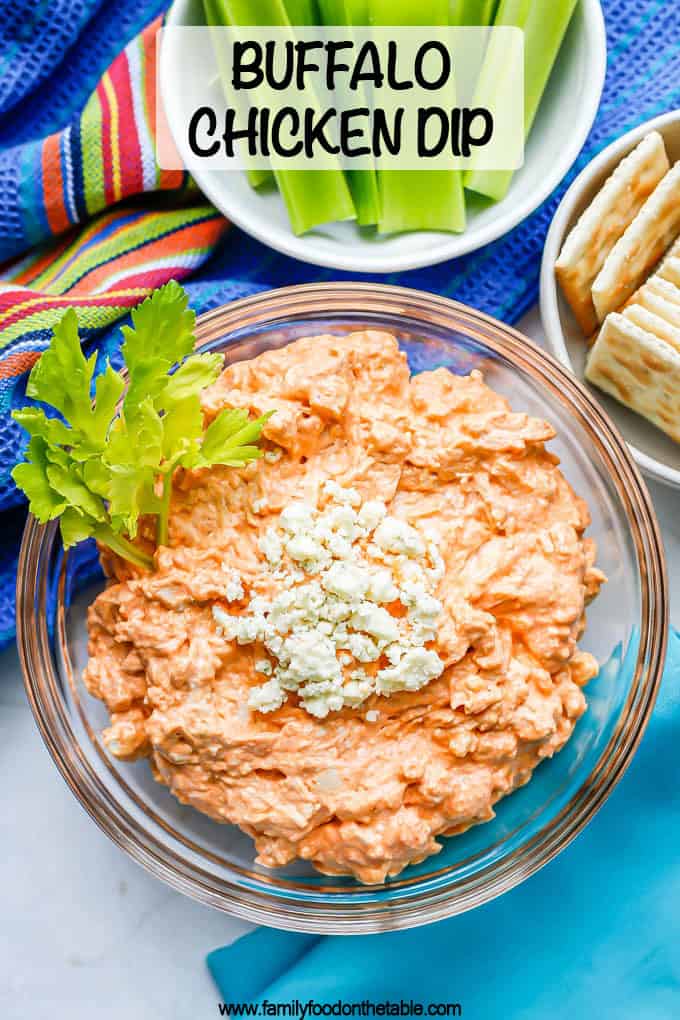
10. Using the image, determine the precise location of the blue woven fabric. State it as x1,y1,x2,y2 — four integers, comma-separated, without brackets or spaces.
2,0,680,649
0,0,104,118
0,0,167,146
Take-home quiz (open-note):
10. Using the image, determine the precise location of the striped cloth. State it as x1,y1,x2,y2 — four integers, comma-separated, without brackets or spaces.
0,12,228,412
0,0,678,649
3,16,197,256
0,202,225,378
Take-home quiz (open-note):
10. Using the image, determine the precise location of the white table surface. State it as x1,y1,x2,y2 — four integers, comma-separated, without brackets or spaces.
1,309,678,1020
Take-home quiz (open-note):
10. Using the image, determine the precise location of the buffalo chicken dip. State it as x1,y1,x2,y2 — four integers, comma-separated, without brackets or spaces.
84,329,604,884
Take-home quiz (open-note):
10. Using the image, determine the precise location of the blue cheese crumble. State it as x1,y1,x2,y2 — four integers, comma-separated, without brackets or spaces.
212,481,446,718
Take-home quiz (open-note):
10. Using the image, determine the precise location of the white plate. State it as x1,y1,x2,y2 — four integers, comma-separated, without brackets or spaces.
540,109,680,490
161,0,606,273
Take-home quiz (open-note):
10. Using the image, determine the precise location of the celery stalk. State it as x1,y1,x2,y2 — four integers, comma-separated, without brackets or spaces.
370,0,466,235
317,0,381,225
284,0,321,22
317,0,347,20
345,0,368,18
449,0,498,25
463,0,578,201
316,0,370,20
344,169,381,227
209,0,356,234
516,0,579,128
203,0,273,189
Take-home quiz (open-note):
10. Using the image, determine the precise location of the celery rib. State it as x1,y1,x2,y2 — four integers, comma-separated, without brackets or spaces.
370,0,466,235
317,0,346,22
317,0,381,226
203,0,274,190
94,526,153,571
449,0,499,25
463,0,578,201
207,0,356,234
284,0,322,23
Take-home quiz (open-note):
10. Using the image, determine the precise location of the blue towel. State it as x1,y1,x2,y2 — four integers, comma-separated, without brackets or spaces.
0,0,679,647
208,628,680,1016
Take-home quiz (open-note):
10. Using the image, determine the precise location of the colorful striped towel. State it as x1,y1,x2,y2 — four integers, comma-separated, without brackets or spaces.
0,0,679,649
0,14,227,360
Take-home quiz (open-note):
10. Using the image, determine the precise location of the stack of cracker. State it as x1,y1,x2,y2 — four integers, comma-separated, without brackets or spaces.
555,131,680,444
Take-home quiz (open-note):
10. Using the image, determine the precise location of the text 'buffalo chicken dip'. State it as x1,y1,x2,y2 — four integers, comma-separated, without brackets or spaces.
84,330,604,884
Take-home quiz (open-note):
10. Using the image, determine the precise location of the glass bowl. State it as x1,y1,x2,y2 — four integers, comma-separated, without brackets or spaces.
17,283,668,933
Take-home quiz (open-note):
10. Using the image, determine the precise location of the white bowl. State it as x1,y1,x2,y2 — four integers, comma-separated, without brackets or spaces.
162,0,606,273
540,109,680,490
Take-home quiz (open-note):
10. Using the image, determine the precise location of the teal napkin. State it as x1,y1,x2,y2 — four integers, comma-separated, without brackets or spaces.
208,629,680,1017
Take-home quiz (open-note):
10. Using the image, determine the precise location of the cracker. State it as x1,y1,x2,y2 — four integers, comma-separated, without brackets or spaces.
555,131,669,334
661,236,680,260
592,161,680,322
624,303,680,353
641,275,680,310
622,252,680,315
585,313,680,443
658,256,680,288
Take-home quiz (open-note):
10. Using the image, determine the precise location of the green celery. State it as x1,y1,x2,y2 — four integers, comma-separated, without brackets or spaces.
449,0,498,25
463,0,578,200
343,0,381,224
315,0,371,22
284,0,321,22
203,0,273,189
347,0,368,18
370,0,466,235
11,286,271,570
209,0,356,233
344,170,381,228
317,0,381,225
317,0,347,20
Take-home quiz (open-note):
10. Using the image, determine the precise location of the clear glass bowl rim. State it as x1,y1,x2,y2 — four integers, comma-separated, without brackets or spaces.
17,282,669,933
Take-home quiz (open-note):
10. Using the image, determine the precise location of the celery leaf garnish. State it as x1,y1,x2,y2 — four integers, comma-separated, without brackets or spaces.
12,282,273,569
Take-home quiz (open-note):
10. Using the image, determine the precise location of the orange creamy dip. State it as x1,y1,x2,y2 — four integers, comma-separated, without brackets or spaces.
84,330,604,884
